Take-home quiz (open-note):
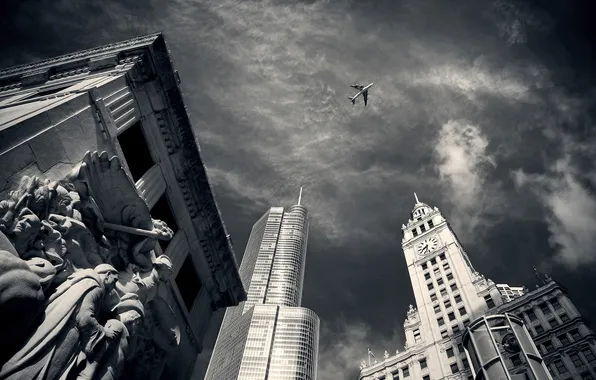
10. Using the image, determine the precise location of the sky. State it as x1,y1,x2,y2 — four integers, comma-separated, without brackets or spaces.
2,0,596,379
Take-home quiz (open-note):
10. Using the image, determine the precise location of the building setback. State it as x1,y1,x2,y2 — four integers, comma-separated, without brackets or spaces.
358,196,596,380
0,33,245,380
205,202,320,380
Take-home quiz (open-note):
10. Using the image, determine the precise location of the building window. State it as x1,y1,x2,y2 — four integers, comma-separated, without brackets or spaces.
425,273,431,280
421,263,428,270
420,359,427,369
560,313,570,322
570,353,583,367
543,340,554,352
484,295,495,309
580,372,593,380
511,355,522,366
437,278,444,285
548,318,558,328
439,253,445,261
412,229,419,237
443,263,450,270
450,283,457,291
452,325,461,334
458,343,464,353
448,312,456,321
434,269,441,276
434,305,441,313
454,294,462,304
428,283,434,291
570,329,581,340
428,220,434,228
462,319,470,327
440,289,447,297
526,310,537,321
175,255,203,311
420,224,427,233
446,273,453,281
462,358,470,369
414,329,421,342
403,366,410,377
552,299,562,310
446,347,454,358
458,307,467,316
582,348,596,362
441,330,449,339
445,300,452,308
430,258,436,266
534,325,544,334
117,120,155,182
423,376,430,380
437,317,445,326
151,193,179,252
431,294,438,302
450,363,460,374
392,372,399,380
553,359,568,374
539,303,550,315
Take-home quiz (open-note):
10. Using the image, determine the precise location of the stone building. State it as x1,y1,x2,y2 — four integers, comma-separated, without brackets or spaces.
357,195,595,380
493,279,596,380
0,33,246,380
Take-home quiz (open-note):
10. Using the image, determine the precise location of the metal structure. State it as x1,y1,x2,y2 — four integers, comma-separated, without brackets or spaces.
462,314,552,380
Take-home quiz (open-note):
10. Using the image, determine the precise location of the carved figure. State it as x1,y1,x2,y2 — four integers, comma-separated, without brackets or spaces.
0,242,45,367
115,255,173,304
384,350,389,359
69,151,173,271
0,264,119,380
77,293,145,380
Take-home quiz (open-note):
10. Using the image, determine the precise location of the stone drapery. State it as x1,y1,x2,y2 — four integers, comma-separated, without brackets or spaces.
0,151,180,380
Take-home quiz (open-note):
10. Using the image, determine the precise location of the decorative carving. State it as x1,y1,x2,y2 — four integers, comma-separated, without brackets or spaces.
384,350,390,359
0,151,180,380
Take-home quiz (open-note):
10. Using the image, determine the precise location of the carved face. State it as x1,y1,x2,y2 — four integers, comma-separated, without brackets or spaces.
120,310,143,332
156,265,172,282
101,271,119,291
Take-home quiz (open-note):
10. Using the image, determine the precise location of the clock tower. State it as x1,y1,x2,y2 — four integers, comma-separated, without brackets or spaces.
400,194,503,378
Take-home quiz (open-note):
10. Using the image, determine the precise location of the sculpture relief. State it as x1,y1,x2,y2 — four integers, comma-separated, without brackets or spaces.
0,151,180,380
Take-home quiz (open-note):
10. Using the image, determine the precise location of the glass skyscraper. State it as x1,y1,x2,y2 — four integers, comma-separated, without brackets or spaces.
205,199,320,380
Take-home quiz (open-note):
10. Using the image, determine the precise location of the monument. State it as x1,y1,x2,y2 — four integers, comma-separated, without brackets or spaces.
0,34,246,379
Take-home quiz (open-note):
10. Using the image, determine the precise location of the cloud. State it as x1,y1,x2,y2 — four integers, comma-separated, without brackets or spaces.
317,318,404,380
434,120,502,239
513,148,596,269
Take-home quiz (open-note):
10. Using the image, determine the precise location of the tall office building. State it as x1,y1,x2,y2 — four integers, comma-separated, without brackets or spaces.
205,194,320,380
358,196,596,380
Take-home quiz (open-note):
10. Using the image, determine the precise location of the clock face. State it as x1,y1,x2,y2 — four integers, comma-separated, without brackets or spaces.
416,237,439,255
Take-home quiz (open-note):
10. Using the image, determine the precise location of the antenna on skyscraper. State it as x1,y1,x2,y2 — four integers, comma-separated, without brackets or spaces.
298,186,303,205
414,192,420,204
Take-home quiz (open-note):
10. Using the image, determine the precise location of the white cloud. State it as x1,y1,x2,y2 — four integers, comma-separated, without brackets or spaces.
512,151,596,269
317,318,404,380
434,120,501,239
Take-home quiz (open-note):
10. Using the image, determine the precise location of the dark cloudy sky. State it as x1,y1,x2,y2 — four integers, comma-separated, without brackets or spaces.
3,0,596,379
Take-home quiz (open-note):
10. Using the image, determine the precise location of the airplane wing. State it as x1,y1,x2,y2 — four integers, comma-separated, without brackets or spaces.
363,90,368,106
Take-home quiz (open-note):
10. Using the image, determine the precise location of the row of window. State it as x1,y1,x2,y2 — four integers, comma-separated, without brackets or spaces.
421,253,447,271
549,347,596,376
411,219,434,237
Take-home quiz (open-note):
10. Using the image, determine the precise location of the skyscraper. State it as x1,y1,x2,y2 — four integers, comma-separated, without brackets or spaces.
358,196,596,380
205,193,320,380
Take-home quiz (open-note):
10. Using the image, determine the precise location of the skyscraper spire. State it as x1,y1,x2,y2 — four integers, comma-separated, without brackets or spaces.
414,192,419,204
298,186,303,205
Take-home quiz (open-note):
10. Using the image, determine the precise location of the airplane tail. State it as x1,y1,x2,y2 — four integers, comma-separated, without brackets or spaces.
349,96,356,105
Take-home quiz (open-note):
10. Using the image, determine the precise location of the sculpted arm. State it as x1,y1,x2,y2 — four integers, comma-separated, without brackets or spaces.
75,287,109,354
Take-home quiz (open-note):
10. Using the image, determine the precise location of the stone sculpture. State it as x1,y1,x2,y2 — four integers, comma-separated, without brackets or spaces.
0,151,179,380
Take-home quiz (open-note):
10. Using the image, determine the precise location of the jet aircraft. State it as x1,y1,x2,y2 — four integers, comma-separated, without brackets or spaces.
349,82,374,106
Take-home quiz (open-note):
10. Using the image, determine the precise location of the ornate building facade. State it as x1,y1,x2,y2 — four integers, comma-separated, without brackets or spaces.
205,201,320,380
358,196,596,380
0,33,246,379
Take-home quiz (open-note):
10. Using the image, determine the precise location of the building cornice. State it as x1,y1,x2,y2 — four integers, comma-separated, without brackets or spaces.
143,34,246,308
0,33,162,82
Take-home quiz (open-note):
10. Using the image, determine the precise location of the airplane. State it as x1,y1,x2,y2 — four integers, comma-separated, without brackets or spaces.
348,82,374,106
